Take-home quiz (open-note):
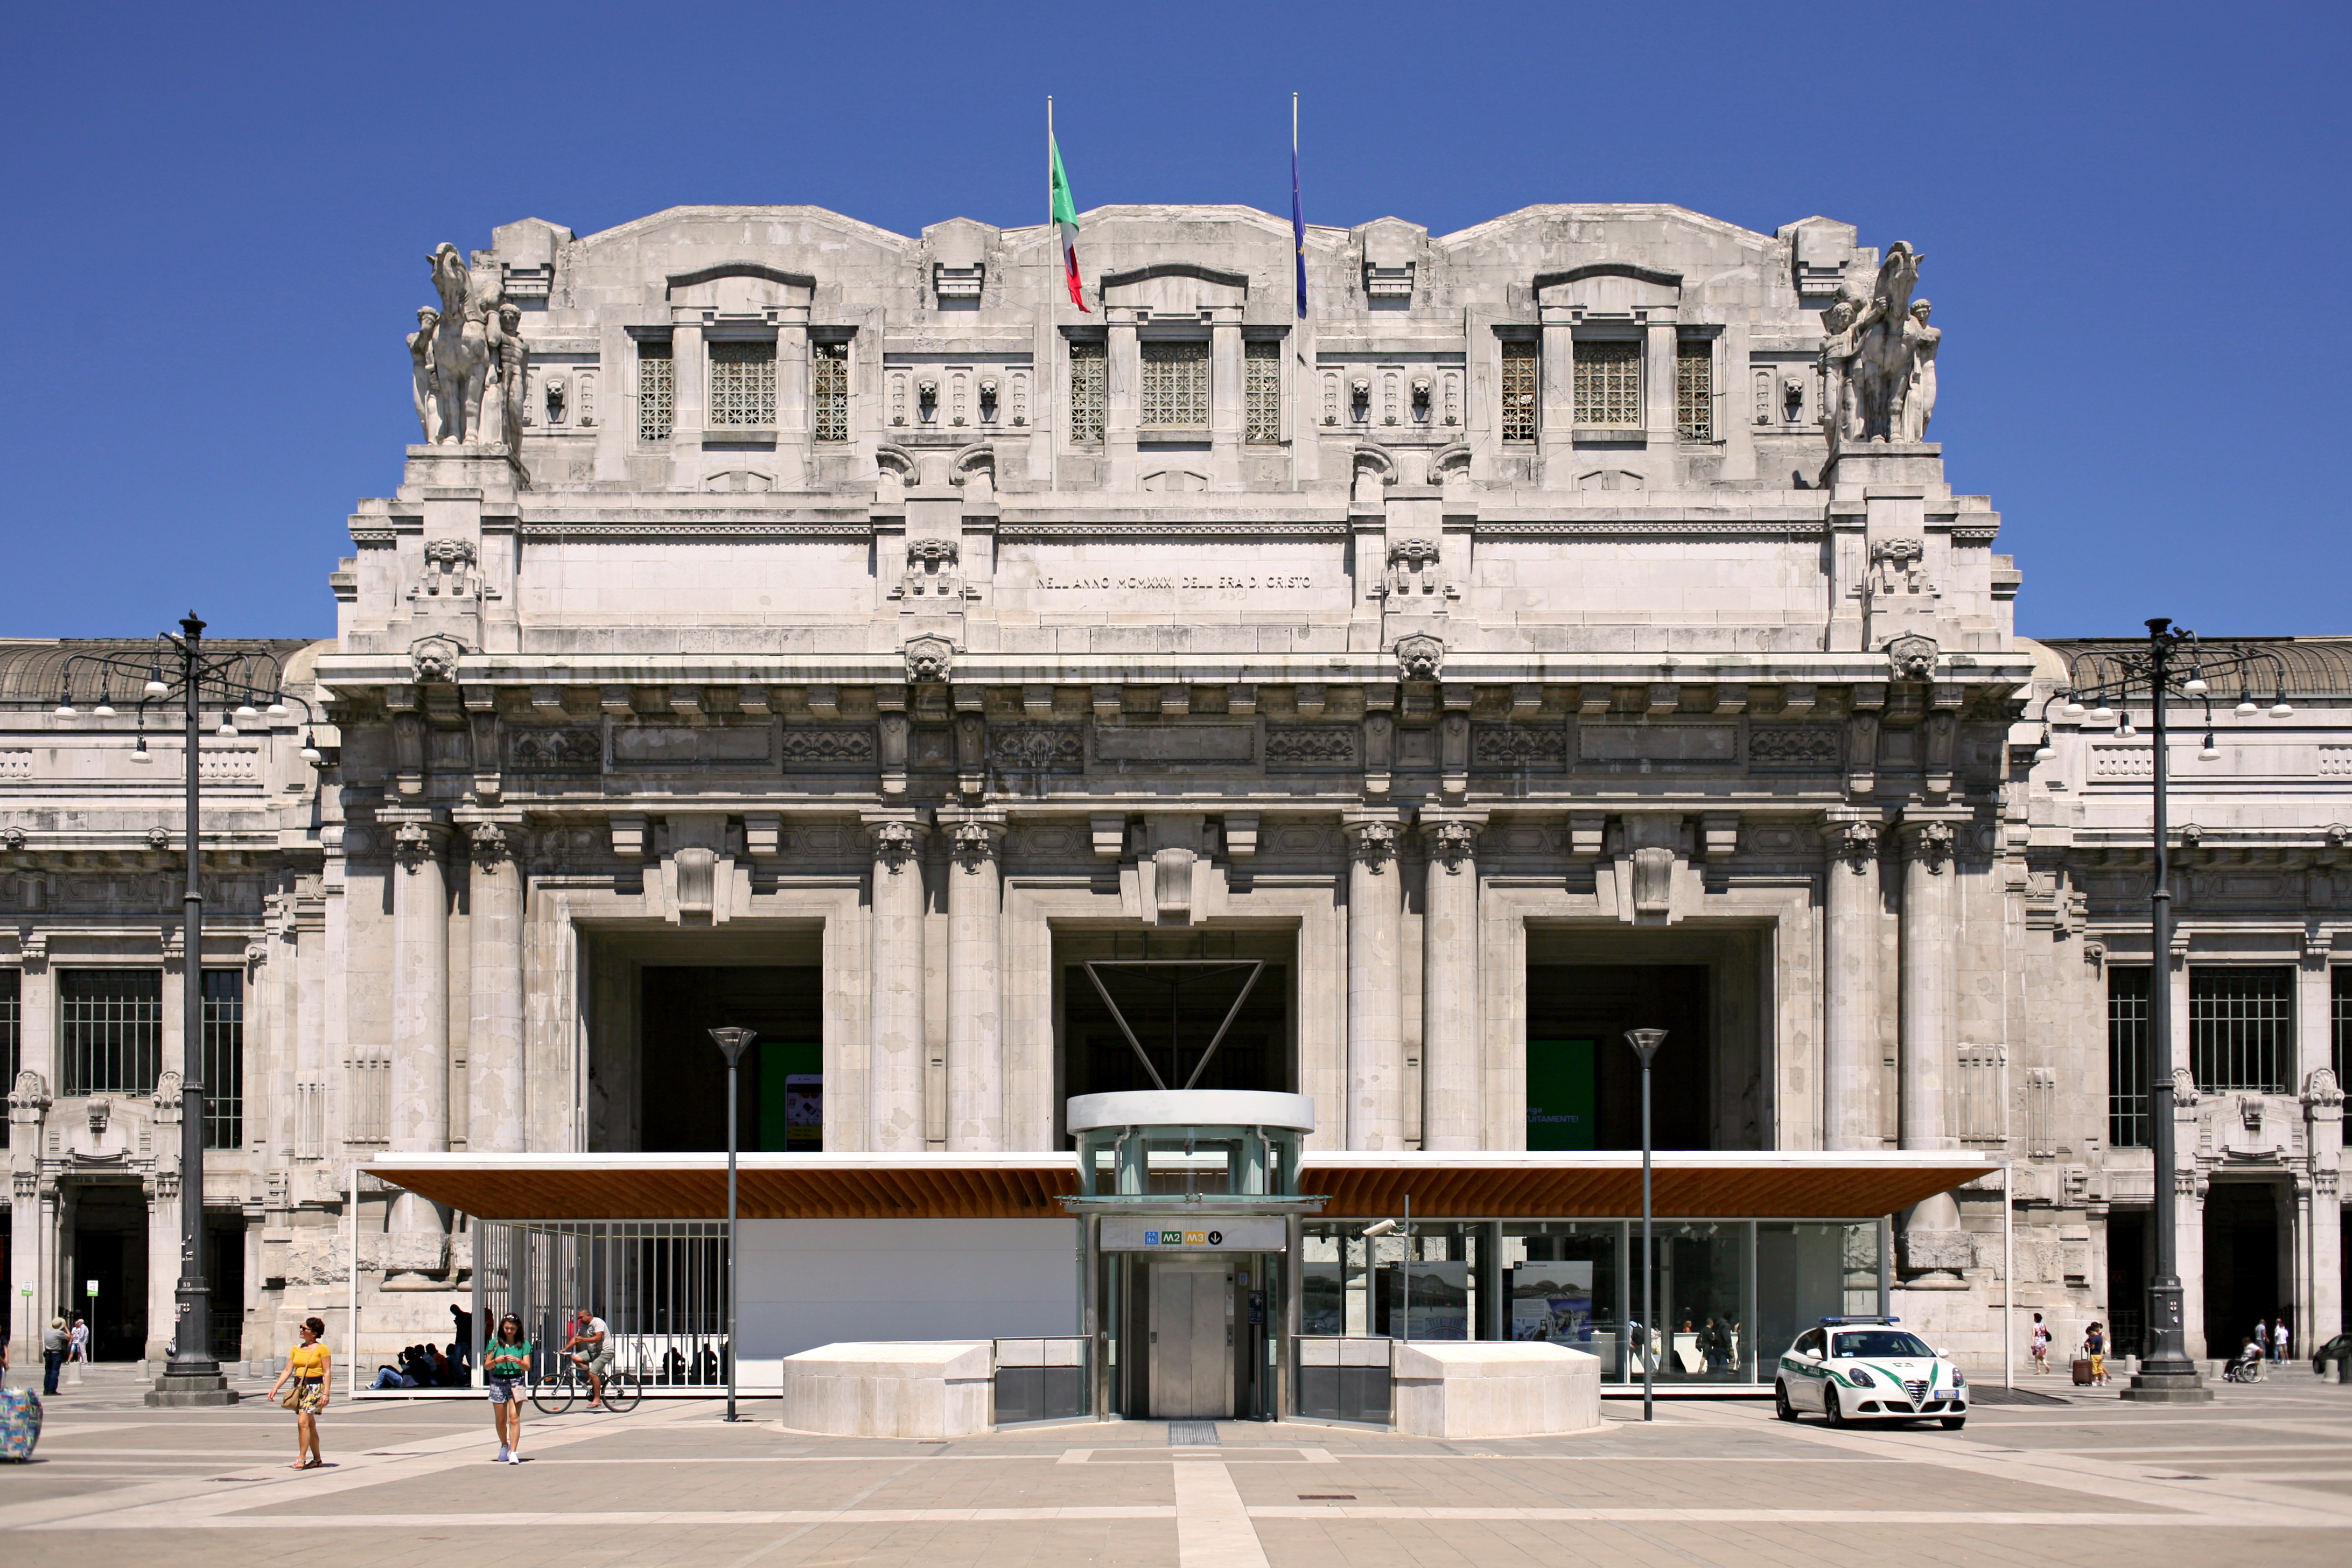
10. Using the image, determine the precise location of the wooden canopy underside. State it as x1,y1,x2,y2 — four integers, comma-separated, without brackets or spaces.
365,1155,1990,1223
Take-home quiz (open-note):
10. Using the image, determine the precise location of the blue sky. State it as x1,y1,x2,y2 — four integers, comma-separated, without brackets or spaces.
3,0,2344,641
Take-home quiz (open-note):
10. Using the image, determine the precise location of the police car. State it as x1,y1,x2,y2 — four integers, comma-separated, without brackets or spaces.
1774,1316,1968,1429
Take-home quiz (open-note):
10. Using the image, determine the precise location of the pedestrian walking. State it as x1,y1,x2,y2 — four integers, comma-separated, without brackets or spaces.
67,1320,89,1364
2083,1321,2108,1386
2273,1318,2291,1366
265,1317,332,1469
2029,1312,2051,1375
2253,1318,2269,1364
40,1320,67,1396
484,1313,531,1465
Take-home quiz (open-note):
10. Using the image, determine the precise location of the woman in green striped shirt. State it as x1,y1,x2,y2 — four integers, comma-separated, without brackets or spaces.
484,1314,532,1464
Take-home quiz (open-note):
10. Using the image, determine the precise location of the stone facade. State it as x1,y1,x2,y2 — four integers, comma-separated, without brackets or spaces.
1,199,2343,1371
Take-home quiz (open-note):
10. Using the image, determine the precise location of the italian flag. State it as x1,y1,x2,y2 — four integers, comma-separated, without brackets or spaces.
1049,133,1090,312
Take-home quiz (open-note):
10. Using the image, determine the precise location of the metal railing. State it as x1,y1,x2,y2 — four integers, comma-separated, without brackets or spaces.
2189,967,2294,1093
474,1219,731,1392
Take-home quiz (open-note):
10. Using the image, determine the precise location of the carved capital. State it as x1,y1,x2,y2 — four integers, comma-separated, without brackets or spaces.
391,820,440,872
1901,819,1955,873
1425,820,1476,874
8,1068,50,1114
949,820,1003,873
1347,818,1399,869
2171,1066,2201,1108
466,821,511,869
1832,819,1880,874
870,820,923,873
2303,1066,2344,1111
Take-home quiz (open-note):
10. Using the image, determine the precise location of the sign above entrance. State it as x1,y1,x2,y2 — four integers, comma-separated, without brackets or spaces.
1102,1216,1286,1252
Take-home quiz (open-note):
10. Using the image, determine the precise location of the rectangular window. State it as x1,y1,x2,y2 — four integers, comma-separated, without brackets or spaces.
1573,339,1642,427
2189,966,2293,1093
1140,340,1209,428
706,339,776,427
636,340,674,442
1676,338,1713,442
0,969,16,1147
61,969,163,1097
202,969,243,1151
1500,339,1538,442
1067,339,1105,444
812,341,849,442
2108,967,2152,1149
2334,966,2350,1084
1244,339,1282,443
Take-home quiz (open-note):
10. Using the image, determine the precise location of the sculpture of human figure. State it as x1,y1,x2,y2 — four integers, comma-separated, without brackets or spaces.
407,307,440,444
428,244,491,444
1901,299,1940,443
495,302,529,456
1817,293,1864,452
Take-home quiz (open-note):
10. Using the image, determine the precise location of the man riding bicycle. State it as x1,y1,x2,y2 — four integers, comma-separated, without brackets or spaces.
562,1307,613,1410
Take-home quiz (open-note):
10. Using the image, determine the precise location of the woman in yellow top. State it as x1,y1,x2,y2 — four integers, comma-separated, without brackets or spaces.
267,1317,332,1469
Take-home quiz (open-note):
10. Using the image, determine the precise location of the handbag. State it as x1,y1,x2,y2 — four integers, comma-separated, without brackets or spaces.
279,1383,305,1410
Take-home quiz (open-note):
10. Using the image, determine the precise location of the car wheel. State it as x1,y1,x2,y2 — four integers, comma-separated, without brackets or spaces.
1823,1386,1844,1426
1941,1417,1966,1431
1775,1381,1800,1422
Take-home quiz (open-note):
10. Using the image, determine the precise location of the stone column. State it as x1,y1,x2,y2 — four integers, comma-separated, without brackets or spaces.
866,816,928,1152
670,319,706,438
2302,1071,2344,1342
146,1170,180,1361
1105,314,1139,489
1419,813,1483,1151
387,820,450,1268
944,814,1004,1152
1896,817,1968,1275
465,822,526,1153
1209,314,1244,487
1822,814,1881,1150
1345,814,1404,1150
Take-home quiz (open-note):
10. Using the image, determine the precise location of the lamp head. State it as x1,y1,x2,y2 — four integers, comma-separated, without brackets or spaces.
708,1026,758,1066
2269,700,2294,718
143,669,168,698
2234,699,2258,717
131,737,152,763
92,702,115,718
266,699,291,719
1625,1028,1668,1066
2182,677,2209,697
2059,700,2084,720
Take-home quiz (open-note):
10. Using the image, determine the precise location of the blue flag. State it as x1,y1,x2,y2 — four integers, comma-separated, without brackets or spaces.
1291,103,1307,318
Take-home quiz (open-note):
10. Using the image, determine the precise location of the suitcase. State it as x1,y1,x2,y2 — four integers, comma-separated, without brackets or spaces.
2070,1358,2094,1387
0,1386,40,1462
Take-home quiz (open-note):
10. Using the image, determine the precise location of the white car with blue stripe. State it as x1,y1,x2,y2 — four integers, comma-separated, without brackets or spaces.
1775,1317,1968,1429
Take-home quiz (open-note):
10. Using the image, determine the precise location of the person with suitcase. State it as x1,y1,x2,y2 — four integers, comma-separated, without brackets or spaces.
2083,1322,2108,1386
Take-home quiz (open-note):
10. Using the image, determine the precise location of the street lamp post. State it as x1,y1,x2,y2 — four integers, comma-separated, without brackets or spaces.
708,1027,758,1423
59,615,319,1409
1625,1028,1667,1422
2052,619,2289,1404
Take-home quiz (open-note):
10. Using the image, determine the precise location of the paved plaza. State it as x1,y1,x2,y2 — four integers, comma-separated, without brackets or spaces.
3,1369,2348,1566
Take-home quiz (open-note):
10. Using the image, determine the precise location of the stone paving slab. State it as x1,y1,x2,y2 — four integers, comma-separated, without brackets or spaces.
7,1377,2352,1565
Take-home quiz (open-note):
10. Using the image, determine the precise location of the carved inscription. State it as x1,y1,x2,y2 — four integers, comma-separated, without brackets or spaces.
1032,573,1313,591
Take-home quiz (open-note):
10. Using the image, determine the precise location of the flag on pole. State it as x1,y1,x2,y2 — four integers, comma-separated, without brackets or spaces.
1291,93,1307,319
1049,106,1090,312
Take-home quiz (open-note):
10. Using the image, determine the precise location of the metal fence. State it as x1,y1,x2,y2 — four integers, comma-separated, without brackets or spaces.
473,1219,731,1392
2189,967,2293,1093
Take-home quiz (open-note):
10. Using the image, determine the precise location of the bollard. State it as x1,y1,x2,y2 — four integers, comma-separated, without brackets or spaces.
2325,1358,2341,1385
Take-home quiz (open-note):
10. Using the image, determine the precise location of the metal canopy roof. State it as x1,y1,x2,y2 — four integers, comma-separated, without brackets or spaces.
363,1150,1991,1223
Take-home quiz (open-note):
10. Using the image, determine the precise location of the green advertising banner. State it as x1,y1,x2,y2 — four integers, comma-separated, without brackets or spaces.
1526,1037,1597,1151
758,1041,823,1151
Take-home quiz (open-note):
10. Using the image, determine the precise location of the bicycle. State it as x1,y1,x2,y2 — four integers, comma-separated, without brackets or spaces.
531,1347,645,1414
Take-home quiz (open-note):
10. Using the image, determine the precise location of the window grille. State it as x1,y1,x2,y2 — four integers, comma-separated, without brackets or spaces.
344,1055,392,1145
1573,339,1642,427
636,340,674,442
2024,1068,2057,1158
61,969,163,1097
1676,338,1713,442
1956,1042,2006,1144
2108,967,2152,1149
2333,965,2350,1084
201,969,242,1151
813,340,849,442
1067,339,1105,444
1244,339,1282,443
1500,340,1538,442
706,339,776,427
1140,340,1210,427
2189,966,2293,1093
0,969,16,1147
